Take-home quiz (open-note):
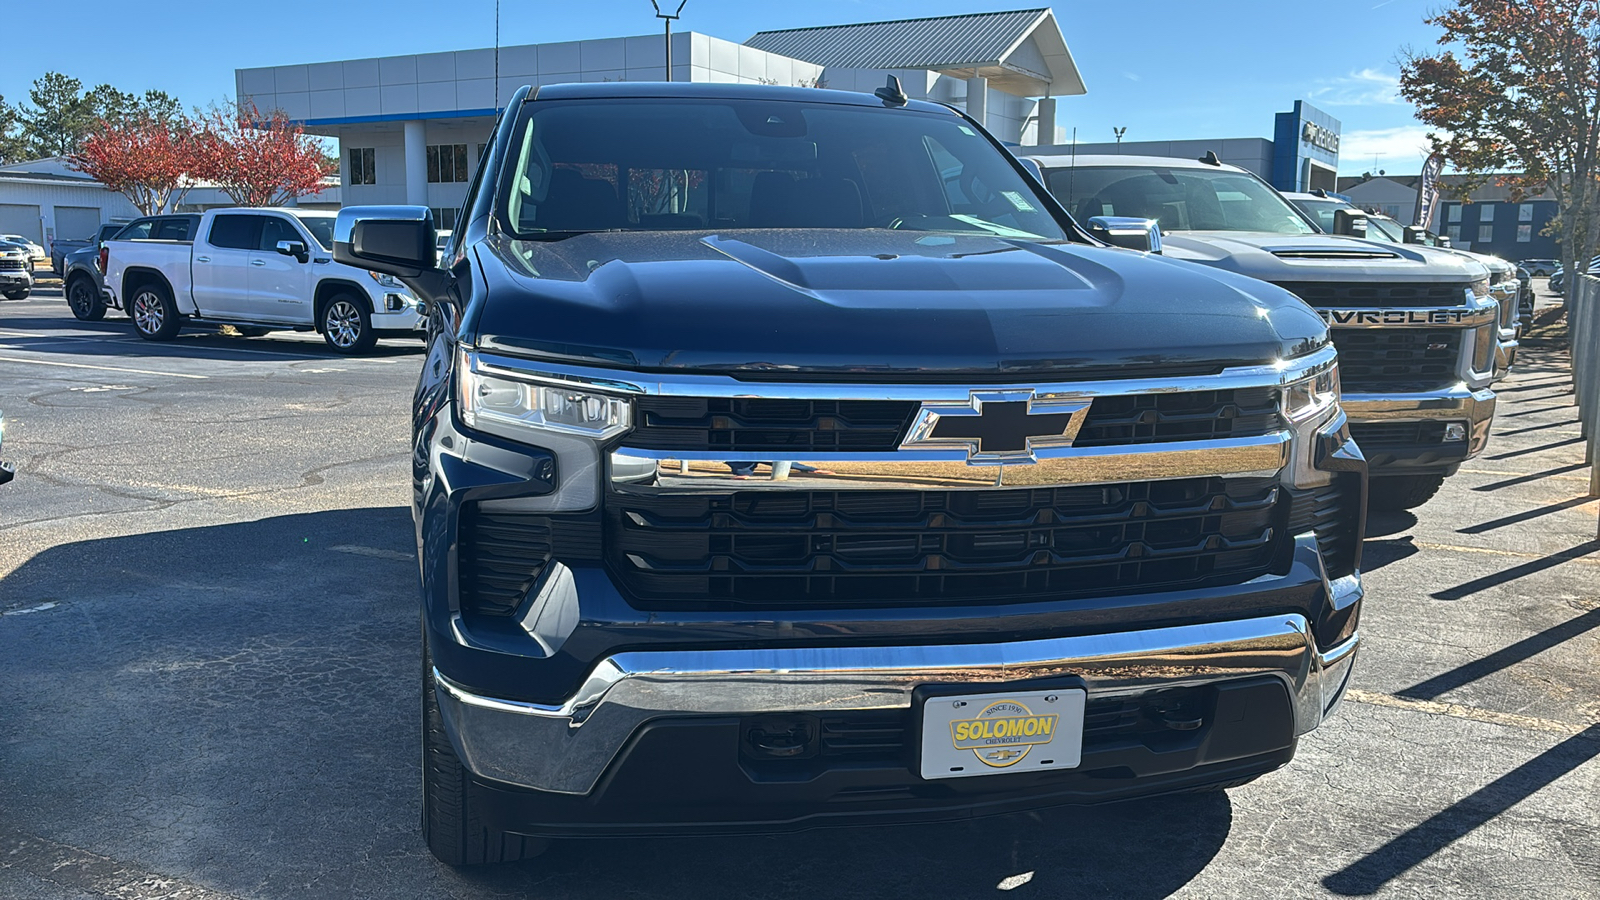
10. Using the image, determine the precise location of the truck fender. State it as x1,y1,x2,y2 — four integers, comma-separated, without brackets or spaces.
313,279,372,332
119,267,191,314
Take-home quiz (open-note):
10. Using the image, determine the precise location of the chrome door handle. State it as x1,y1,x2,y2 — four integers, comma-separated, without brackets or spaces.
195,256,210,263
250,259,266,267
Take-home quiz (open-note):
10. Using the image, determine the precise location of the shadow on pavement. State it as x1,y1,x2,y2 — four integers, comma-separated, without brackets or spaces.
0,507,1234,899
1431,541,1600,601
1322,724,1600,896
1359,537,1419,573
1471,463,1589,492
1363,510,1418,539
1397,607,1600,702
1485,437,1586,461
0,314,423,362
1457,495,1598,534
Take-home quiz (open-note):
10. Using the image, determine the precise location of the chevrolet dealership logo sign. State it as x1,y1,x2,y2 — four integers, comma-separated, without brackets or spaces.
900,390,1091,465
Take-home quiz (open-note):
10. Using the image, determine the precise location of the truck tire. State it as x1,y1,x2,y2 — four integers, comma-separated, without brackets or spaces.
2,290,27,301
67,276,106,321
421,641,550,866
1368,474,1446,511
231,326,272,337
130,282,183,341
321,294,377,355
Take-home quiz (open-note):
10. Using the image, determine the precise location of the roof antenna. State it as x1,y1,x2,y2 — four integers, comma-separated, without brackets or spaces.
1199,150,1222,166
875,75,908,106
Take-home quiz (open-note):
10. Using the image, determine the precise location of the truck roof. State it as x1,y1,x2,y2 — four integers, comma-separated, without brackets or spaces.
530,81,955,117
1022,153,1248,172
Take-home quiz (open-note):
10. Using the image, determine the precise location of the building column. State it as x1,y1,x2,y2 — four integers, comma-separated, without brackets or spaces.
1035,97,1057,146
966,75,987,129
403,120,428,208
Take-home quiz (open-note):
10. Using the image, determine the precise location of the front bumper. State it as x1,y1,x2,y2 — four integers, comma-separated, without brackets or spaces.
435,585,1362,803
370,292,427,333
1342,385,1496,473
0,270,31,290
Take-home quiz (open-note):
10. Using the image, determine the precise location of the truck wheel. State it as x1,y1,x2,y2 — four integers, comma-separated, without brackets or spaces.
1368,474,1447,511
130,282,183,341
321,295,377,355
2,290,27,301
421,641,550,866
67,277,106,321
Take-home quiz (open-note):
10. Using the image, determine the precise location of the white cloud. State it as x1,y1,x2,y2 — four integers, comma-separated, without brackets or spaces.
1310,68,1403,106
1338,126,1442,173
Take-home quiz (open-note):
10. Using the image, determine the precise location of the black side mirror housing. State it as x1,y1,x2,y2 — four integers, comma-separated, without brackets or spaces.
1403,225,1429,245
1333,209,1368,238
333,206,438,278
1087,216,1163,254
275,240,309,263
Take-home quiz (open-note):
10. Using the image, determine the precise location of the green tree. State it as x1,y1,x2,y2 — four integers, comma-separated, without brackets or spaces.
0,96,26,165
1399,0,1600,294
18,72,98,158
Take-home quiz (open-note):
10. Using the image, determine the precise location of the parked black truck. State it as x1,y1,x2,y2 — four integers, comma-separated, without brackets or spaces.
334,82,1366,866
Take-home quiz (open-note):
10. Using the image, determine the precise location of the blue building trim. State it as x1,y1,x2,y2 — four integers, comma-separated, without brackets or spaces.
299,108,501,127
1271,100,1341,192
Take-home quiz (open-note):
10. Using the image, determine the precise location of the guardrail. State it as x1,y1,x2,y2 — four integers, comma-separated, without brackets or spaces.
1572,276,1600,535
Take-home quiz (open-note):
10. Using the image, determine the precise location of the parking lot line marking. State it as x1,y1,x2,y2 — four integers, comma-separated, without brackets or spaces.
1345,689,1592,738
0,355,208,379
0,827,245,900
1412,540,1600,566
1459,468,1592,482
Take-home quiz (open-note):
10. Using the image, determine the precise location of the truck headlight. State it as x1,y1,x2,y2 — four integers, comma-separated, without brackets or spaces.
458,360,631,441
1282,364,1340,423
1466,278,1490,300
368,270,406,289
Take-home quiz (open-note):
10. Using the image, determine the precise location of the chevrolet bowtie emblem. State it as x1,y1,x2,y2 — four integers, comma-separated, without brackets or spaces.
900,390,1092,465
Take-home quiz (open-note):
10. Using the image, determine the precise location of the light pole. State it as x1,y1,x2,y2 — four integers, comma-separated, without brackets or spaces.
1113,127,1127,144
651,1,688,81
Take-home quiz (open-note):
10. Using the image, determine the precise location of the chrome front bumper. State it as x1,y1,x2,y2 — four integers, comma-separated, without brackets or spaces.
1342,384,1498,460
434,601,1363,796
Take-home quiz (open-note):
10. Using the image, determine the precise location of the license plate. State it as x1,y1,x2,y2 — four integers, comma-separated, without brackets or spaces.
919,688,1086,779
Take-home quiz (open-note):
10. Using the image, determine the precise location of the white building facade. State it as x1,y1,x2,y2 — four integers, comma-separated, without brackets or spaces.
0,158,142,254
234,9,1085,228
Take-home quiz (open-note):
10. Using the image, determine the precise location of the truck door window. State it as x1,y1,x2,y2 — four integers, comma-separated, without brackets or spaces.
152,218,192,241
115,220,155,240
209,215,264,250
259,217,301,251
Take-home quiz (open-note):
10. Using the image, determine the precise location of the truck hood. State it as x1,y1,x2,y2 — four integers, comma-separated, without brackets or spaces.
1160,232,1488,285
471,230,1327,379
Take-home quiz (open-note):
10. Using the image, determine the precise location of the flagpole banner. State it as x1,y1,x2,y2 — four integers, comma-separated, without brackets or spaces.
1415,151,1445,229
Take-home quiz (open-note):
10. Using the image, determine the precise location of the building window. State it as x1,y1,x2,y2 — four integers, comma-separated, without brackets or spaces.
1478,224,1494,244
1479,203,1494,222
427,144,469,183
1448,205,1462,223
348,148,375,185
431,207,458,231
1448,226,1461,243
1517,224,1532,243
1519,203,1534,222
477,143,487,166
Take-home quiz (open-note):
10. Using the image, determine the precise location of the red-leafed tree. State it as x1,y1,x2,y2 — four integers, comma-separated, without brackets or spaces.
1400,0,1600,293
193,100,335,207
69,114,200,215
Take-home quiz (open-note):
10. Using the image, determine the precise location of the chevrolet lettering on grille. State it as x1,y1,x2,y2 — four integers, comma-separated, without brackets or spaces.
899,390,1093,465
1319,308,1482,326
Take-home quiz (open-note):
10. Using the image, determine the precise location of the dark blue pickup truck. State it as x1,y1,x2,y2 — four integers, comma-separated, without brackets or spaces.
334,81,1366,866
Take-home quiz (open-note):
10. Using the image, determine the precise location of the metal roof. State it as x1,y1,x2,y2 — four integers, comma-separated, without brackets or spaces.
746,9,1084,97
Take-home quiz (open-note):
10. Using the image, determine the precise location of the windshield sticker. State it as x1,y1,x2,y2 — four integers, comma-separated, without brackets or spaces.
1001,191,1037,212
958,125,976,136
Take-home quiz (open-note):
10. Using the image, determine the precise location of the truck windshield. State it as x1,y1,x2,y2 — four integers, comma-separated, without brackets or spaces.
292,214,336,250
1044,165,1316,235
499,98,1067,241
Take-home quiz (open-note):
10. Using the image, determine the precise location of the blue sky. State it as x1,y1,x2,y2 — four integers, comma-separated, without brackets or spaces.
1,0,1443,175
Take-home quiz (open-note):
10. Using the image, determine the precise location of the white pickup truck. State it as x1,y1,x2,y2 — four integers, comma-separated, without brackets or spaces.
103,207,425,354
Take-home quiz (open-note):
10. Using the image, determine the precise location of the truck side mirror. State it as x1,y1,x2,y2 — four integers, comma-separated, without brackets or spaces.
1403,226,1429,245
1333,209,1368,238
1087,216,1163,254
333,206,438,278
275,240,309,264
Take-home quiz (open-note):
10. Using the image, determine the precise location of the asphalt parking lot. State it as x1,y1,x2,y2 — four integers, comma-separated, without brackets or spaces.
1,280,1597,899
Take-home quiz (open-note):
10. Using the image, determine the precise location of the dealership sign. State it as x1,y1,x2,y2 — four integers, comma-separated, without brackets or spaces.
1302,121,1340,154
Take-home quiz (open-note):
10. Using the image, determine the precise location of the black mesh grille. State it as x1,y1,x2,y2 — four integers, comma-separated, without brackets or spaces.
607,476,1286,609
0,259,25,271
1274,281,1468,308
1284,474,1362,580
1348,421,1448,449
1074,387,1280,447
628,398,918,454
1330,328,1461,392
457,508,603,615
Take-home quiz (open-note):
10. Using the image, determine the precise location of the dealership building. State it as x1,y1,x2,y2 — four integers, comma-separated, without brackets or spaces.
233,8,1085,230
